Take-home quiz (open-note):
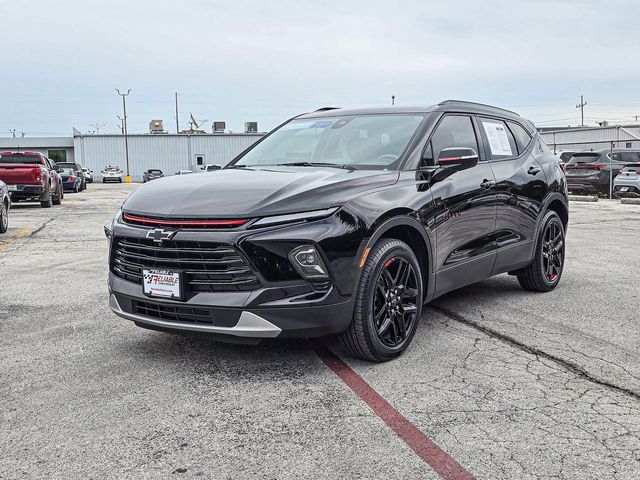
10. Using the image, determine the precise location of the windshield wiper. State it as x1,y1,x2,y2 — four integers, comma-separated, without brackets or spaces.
275,162,354,170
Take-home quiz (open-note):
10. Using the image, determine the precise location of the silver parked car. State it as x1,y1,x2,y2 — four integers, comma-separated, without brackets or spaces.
0,179,10,233
82,167,94,183
613,163,640,198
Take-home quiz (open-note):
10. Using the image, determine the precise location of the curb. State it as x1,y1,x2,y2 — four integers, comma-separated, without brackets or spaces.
568,195,598,202
620,197,640,205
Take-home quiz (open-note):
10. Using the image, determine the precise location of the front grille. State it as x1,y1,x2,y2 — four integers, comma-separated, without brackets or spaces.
111,236,261,293
133,300,238,326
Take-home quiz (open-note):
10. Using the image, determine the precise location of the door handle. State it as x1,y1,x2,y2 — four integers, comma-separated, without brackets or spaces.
480,179,495,189
528,166,541,175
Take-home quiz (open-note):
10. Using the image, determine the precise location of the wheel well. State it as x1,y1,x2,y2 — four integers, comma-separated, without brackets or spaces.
547,199,568,229
380,225,430,298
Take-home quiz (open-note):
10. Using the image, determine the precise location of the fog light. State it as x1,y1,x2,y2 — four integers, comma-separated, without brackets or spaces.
289,245,328,279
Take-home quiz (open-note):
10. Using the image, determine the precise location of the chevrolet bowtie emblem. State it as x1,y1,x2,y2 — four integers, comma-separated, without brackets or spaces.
146,228,176,244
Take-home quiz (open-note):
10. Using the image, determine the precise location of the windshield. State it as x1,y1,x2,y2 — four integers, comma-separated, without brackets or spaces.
0,154,42,164
233,115,425,169
60,167,75,175
149,169,162,174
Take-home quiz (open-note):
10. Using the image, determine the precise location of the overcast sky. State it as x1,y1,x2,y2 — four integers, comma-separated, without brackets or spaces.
2,0,639,136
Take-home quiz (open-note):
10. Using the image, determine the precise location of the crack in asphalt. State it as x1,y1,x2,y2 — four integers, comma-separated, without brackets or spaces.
429,304,640,403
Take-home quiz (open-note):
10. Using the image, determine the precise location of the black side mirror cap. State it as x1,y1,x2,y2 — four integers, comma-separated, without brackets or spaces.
437,147,479,170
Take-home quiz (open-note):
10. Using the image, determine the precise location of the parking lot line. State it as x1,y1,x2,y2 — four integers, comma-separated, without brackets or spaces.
0,227,31,251
314,346,476,480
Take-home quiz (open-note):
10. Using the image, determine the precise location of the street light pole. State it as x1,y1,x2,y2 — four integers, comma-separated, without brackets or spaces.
116,89,132,182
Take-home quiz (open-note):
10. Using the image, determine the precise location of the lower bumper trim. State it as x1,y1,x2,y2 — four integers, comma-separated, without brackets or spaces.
109,294,282,338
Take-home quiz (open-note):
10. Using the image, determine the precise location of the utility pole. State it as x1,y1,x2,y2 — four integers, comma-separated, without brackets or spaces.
90,122,106,134
175,92,180,134
115,89,132,182
8,129,16,138
391,95,395,106
576,95,587,127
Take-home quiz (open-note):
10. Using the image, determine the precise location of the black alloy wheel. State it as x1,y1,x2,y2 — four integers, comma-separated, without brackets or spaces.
541,220,563,283
516,210,565,292
341,238,423,362
373,256,419,348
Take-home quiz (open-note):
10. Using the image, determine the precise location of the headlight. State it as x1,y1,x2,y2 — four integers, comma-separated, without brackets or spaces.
288,245,329,280
250,207,338,229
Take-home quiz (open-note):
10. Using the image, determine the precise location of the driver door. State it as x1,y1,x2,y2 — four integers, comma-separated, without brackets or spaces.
424,114,498,297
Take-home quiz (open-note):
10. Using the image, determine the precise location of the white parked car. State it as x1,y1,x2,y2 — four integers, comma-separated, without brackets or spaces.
82,167,94,183
613,163,640,198
202,164,222,172
102,166,123,183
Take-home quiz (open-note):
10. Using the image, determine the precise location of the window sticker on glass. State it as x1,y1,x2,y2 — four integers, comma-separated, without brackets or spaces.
483,121,513,156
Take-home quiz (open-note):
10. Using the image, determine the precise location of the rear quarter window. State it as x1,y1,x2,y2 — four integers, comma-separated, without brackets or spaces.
507,121,532,154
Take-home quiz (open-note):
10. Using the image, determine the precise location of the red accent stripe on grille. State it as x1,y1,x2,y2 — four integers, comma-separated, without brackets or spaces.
123,213,248,227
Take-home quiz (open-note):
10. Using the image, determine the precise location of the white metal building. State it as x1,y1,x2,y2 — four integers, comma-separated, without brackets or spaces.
540,125,640,153
74,133,263,182
0,136,75,164
0,133,263,182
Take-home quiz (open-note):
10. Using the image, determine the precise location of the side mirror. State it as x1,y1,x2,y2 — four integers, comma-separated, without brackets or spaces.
438,147,479,170
52,164,60,172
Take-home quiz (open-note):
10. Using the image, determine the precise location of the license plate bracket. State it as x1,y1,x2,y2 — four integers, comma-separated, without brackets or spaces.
142,269,183,300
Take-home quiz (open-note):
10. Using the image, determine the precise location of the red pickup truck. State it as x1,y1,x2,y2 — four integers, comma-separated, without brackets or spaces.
0,151,63,208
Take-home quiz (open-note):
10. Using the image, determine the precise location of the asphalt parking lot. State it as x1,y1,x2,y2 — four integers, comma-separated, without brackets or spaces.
1,184,639,479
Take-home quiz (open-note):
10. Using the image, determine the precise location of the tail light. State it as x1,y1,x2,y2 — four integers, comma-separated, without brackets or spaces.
69,175,75,181
586,164,606,171
35,166,42,182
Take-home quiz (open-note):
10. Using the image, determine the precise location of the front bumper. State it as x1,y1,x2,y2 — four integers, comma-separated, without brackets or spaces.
107,209,366,339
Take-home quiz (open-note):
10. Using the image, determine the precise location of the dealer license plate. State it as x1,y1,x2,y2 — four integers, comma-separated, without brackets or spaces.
142,269,182,300
7,185,17,192
620,187,629,192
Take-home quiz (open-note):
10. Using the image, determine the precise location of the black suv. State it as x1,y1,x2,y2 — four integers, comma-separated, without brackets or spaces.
105,101,568,362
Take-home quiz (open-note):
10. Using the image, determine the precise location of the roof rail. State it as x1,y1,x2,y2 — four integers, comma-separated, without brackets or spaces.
313,107,341,112
437,100,519,116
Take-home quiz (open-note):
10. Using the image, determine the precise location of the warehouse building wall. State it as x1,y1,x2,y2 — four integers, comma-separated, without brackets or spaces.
73,133,263,182
0,137,75,163
540,126,640,153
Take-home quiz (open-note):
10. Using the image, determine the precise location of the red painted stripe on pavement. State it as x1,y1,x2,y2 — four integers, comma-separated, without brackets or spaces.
314,346,476,480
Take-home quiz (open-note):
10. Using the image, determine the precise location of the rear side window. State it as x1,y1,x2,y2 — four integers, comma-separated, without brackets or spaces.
478,118,517,160
423,115,479,166
507,121,532,154
614,152,640,163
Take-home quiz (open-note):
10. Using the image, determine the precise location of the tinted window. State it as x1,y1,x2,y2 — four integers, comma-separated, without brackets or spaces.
619,152,640,163
567,153,602,164
424,115,478,166
479,118,517,160
507,121,532,154
0,154,42,164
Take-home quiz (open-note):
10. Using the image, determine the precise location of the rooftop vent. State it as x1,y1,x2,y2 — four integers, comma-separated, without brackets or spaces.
245,122,258,133
149,119,166,134
213,121,226,133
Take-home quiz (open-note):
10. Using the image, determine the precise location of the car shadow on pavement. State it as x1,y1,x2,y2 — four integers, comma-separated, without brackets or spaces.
126,330,329,374
10,203,43,210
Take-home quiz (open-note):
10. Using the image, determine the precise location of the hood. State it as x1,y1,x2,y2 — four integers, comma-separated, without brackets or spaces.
123,166,398,218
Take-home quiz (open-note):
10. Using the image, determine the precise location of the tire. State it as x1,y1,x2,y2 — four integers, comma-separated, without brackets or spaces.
517,211,565,292
102,179,106,183
40,188,53,208
340,238,423,362
52,184,62,205
0,201,8,233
